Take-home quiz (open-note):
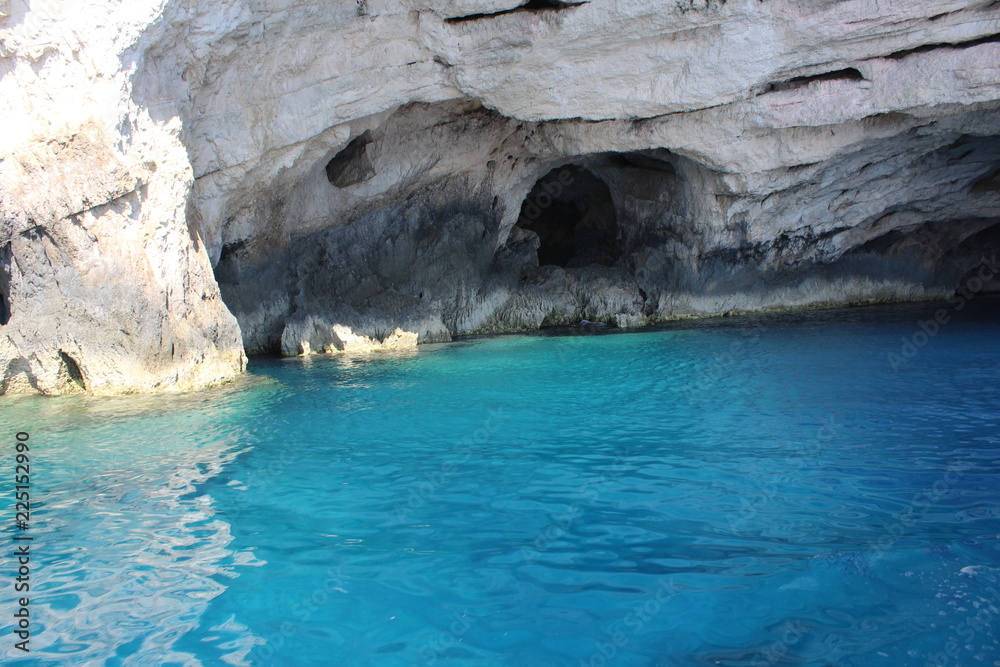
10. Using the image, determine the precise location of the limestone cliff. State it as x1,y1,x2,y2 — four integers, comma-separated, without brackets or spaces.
2,0,999,393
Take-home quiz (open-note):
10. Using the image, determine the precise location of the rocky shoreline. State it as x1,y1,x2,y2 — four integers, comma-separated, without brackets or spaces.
2,0,999,393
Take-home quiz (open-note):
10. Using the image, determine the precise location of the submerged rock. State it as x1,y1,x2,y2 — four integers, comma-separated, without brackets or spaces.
2,1,999,390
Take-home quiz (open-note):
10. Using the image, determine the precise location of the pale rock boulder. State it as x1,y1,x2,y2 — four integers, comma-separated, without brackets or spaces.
280,317,420,356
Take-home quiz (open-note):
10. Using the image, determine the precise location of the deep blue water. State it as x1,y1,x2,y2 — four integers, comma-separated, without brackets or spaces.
2,299,1000,666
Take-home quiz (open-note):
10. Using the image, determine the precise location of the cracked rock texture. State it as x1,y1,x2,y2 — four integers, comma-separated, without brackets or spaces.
2,0,1000,393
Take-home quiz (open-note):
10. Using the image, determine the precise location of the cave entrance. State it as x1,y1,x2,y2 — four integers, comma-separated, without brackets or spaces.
515,165,620,268
954,221,1000,295
0,243,10,326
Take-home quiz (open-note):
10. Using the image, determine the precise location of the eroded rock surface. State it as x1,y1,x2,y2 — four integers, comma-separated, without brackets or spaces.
2,0,1000,392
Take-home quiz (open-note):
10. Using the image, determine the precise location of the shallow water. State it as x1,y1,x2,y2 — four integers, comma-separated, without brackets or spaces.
2,299,1000,666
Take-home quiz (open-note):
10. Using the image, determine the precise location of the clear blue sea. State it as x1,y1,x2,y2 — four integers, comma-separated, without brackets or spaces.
2,299,1000,666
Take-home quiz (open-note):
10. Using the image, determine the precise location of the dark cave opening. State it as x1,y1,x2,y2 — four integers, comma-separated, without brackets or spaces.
853,219,1000,297
59,351,85,390
0,243,10,326
326,130,376,188
954,221,1000,295
972,167,1000,193
515,165,621,268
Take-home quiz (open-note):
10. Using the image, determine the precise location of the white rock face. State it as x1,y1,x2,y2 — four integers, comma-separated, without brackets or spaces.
2,0,999,392
0,0,246,393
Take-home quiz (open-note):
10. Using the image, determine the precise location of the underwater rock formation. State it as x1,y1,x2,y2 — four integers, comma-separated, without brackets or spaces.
2,0,999,392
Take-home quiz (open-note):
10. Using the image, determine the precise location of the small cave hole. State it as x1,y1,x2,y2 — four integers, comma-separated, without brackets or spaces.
59,351,86,390
326,130,376,188
515,165,621,268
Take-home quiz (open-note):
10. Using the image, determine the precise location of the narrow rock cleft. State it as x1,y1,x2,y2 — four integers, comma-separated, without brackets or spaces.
759,68,867,95
444,0,587,23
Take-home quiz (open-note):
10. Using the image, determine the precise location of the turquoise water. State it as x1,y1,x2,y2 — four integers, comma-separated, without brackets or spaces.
2,300,1000,666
